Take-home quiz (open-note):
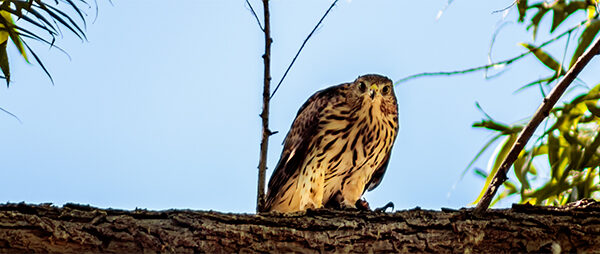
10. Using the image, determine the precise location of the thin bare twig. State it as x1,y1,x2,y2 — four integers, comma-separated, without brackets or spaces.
257,0,271,213
474,34,600,214
556,31,572,80
395,22,582,85
436,0,455,20
492,0,517,14
245,0,264,31
269,0,339,99
485,21,512,79
0,106,22,123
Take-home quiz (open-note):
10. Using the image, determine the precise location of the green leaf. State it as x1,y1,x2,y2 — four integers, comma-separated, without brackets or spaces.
569,19,600,68
552,1,589,33
548,133,560,168
517,0,528,22
491,180,518,206
473,120,522,134
562,132,581,146
0,40,9,85
472,134,518,205
529,6,550,40
474,168,488,179
588,83,600,96
554,149,570,181
520,42,565,74
514,150,532,190
0,11,28,63
0,14,7,44
578,128,600,168
567,140,583,169
564,1,590,14
0,0,91,84
551,4,566,33
461,134,503,182
514,75,556,93
585,101,600,117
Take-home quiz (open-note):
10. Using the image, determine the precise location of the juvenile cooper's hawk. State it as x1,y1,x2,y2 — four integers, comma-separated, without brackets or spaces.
264,74,399,213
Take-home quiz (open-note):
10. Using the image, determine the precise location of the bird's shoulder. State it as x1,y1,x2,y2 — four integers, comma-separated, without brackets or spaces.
296,83,348,115
285,83,349,142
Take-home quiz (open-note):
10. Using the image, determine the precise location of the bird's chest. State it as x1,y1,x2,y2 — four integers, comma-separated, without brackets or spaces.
305,103,393,185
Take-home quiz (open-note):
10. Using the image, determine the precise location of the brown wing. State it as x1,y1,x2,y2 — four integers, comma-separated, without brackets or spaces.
264,84,343,210
364,151,392,193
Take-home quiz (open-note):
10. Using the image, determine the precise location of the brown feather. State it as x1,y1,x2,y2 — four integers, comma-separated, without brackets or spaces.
264,84,344,210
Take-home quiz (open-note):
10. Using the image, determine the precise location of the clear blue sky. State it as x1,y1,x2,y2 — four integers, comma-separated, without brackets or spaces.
0,0,598,212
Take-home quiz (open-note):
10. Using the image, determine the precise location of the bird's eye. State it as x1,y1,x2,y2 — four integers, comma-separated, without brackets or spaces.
382,85,390,95
358,82,367,92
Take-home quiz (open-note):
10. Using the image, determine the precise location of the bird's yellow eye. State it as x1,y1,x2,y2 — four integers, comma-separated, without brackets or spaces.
358,82,367,93
382,85,390,95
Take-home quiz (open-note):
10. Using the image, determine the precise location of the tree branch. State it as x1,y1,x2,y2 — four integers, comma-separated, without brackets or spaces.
245,0,264,31
474,34,600,214
0,106,21,123
256,0,271,213
395,22,580,85
269,0,339,99
2,201,600,252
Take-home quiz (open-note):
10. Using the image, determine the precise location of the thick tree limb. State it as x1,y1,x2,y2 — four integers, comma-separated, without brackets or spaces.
1,200,600,253
474,35,600,214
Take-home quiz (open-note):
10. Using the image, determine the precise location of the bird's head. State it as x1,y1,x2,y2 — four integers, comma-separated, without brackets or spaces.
352,74,395,101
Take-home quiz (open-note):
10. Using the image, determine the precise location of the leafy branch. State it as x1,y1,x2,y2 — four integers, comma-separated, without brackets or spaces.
467,0,600,210
400,0,600,209
395,19,582,85
0,0,93,86
474,34,600,213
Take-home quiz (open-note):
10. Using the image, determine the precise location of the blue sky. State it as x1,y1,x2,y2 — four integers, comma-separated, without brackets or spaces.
0,0,598,213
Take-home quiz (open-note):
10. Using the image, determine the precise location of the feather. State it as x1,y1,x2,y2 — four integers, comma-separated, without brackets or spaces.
263,84,343,210
365,152,391,192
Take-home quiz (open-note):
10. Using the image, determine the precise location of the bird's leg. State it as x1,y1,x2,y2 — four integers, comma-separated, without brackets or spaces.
324,191,346,209
355,199,371,211
324,191,359,210
336,177,369,210
325,190,375,211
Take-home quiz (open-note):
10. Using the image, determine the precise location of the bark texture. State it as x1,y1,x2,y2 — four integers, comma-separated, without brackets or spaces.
1,200,599,253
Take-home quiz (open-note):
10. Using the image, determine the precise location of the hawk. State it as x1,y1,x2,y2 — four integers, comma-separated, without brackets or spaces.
264,74,399,213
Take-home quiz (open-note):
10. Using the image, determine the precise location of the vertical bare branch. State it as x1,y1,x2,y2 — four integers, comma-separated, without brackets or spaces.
257,0,271,212
474,35,600,214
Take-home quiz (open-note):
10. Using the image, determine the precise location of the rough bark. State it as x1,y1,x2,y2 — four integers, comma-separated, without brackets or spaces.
1,200,599,253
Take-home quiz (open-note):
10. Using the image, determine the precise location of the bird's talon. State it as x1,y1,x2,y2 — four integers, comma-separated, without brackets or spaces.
374,201,395,213
355,199,371,211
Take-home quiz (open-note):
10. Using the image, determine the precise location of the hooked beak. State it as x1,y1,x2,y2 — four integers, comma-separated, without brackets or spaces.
369,84,378,99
